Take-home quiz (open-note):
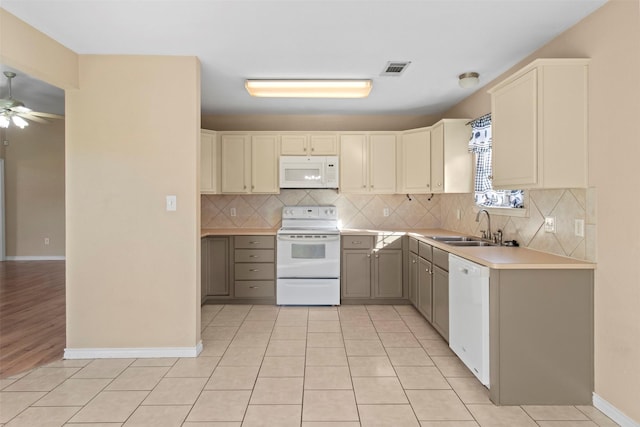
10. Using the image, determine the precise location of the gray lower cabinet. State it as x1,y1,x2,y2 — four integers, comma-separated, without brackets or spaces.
408,252,418,306
234,236,275,301
432,265,449,341
410,237,448,341
341,234,404,301
417,256,433,321
201,236,230,301
431,247,449,341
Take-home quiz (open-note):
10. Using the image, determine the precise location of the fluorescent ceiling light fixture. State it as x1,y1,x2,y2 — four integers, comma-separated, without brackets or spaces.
245,80,372,98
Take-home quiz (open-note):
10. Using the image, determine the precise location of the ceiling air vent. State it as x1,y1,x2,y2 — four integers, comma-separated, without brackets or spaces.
381,61,411,76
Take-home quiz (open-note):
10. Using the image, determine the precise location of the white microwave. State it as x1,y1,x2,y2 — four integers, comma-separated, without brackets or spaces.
279,156,339,189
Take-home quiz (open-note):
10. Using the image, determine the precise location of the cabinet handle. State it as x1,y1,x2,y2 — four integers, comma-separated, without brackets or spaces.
367,254,371,258
412,260,416,264
252,185,255,189
351,241,362,245
362,185,366,188
249,286,260,289
243,185,247,189
249,268,259,272
249,241,260,244
427,184,430,187
311,147,315,152
375,254,379,258
249,255,259,258
437,182,442,187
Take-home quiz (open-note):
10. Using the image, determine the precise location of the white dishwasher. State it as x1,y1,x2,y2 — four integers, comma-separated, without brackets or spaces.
449,254,490,386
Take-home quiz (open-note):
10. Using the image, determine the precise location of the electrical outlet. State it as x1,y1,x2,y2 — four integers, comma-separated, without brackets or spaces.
383,207,390,217
575,219,585,237
230,207,237,217
544,217,556,233
456,209,461,220
44,237,50,245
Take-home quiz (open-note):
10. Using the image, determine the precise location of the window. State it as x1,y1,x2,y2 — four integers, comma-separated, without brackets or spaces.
469,114,524,209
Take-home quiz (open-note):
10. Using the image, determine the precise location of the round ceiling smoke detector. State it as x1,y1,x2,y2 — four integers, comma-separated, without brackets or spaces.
458,72,480,88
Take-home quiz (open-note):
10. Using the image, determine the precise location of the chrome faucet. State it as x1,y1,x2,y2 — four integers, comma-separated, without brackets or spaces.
475,209,491,241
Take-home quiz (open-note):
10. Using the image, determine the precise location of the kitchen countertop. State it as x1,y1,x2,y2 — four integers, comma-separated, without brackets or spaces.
202,227,596,270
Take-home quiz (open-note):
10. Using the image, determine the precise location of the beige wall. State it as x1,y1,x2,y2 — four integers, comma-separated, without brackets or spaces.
202,114,439,131
443,0,640,421
65,55,201,349
4,120,65,257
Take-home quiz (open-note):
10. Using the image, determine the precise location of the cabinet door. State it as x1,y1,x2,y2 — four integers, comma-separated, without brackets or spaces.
430,123,445,193
401,130,431,193
418,257,433,321
200,130,217,194
492,68,538,188
341,249,372,298
432,265,449,341
373,249,403,298
221,135,250,193
369,134,397,193
340,134,368,193
201,238,209,303
409,252,418,307
280,134,308,155
310,135,338,155
251,135,279,193
207,237,230,296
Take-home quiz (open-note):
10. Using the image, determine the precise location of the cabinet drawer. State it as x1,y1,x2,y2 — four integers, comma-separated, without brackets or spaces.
418,241,432,260
234,263,275,280
235,249,275,263
342,235,374,249
433,247,449,271
234,281,275,298
409,237,419,254
235,235,275,249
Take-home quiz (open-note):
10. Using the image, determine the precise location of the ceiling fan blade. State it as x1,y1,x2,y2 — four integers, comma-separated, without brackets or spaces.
18,112,49,124
12,105,32,114
29,111,64,120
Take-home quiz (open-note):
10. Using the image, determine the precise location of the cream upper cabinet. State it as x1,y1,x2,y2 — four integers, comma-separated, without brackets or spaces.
251,135,279,193
369,134,397,193
221,134,250,193
220,133,279,194
339,134,368,193
280,133,337,155
399,128,431,193
430,119,473,194
309,134,338,155
340,133,396,194
488,58,589,189
200,129,218,194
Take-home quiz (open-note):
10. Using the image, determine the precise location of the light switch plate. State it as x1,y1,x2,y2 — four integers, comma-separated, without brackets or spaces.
544,217,556,233
575,219,585,237
383,208,390,217
166,195,177,211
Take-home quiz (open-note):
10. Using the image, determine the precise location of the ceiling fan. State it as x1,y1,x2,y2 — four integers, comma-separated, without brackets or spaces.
0,71,64,129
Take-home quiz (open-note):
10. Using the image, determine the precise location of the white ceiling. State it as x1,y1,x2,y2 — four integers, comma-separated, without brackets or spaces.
1,0,607,117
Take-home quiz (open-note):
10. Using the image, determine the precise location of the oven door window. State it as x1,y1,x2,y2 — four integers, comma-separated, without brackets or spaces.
291,243,326,259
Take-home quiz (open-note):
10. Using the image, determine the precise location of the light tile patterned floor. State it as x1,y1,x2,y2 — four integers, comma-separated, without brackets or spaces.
0,304,619,426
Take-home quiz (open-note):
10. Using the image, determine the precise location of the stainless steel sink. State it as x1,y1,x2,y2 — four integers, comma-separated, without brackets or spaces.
428,235,497,247
443,240,496,247
429,236,482,242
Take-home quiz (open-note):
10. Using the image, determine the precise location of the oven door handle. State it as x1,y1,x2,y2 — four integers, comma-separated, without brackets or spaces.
277,234,340,242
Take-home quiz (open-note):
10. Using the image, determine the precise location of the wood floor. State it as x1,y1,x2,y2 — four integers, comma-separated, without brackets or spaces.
0,260,66,378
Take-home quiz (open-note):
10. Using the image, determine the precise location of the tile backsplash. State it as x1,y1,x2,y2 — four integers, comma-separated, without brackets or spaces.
202,188,595,261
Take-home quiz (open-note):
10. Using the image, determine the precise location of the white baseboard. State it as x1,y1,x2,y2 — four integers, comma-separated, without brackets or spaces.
5,256,66,261
64,341,203,359
593,393,640,427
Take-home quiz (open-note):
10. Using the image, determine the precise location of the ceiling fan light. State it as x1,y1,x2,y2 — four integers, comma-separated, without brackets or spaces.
12,115,29,128
245,79,372,98
0,115,10,128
